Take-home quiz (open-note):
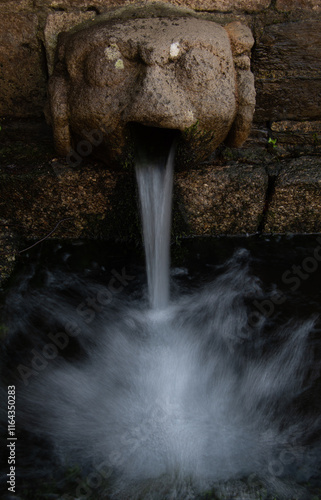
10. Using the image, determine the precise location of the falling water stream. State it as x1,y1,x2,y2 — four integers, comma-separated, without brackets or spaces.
135,136,176,309
1,132,321,499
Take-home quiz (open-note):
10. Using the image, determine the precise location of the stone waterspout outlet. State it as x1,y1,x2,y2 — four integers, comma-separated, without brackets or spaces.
48,4,256,166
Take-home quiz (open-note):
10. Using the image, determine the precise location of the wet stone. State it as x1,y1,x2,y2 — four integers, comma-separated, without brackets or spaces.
175,164,268,235
0,164,118,240
265,156,321,233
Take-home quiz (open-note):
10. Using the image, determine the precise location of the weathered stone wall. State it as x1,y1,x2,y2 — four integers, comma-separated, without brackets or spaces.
0,0,321,282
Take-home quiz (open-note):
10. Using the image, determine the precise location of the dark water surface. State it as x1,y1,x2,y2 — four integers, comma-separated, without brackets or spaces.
1,235,321,500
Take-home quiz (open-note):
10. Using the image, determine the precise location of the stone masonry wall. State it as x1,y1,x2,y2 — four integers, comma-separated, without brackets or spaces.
0,0,321,280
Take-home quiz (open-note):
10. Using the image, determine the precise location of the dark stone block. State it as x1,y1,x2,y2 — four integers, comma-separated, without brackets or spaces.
265,156,321,233
253,20,321,122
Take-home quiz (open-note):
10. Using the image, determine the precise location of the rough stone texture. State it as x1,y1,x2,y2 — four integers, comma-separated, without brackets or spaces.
0,0,32,11
0,165,117,239
34,0,127,7
271,120,321,146
48,10,255,166
253,20,321,122
44,11,96,75
0,219,18,285
0,13,46,117
0,157,267,247
173,0,271,11
265,157,321,233
176,164,268,235
34,0,271,12
276,0,321,11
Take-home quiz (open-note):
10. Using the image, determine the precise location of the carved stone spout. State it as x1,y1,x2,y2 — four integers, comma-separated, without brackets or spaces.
48,5,256,166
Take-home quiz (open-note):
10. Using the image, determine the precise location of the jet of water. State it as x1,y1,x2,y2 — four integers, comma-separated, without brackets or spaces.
135,128,176,309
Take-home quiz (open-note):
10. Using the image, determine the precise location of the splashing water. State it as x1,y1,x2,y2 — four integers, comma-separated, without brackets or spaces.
1,136,321,499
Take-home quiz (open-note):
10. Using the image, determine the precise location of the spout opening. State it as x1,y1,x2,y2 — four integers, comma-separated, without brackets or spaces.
129,123,180,164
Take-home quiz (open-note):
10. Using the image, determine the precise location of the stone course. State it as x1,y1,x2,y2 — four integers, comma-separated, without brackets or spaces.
0,0,321,274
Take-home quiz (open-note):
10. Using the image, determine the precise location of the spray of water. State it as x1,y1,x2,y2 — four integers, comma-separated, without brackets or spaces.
1,133,321,499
